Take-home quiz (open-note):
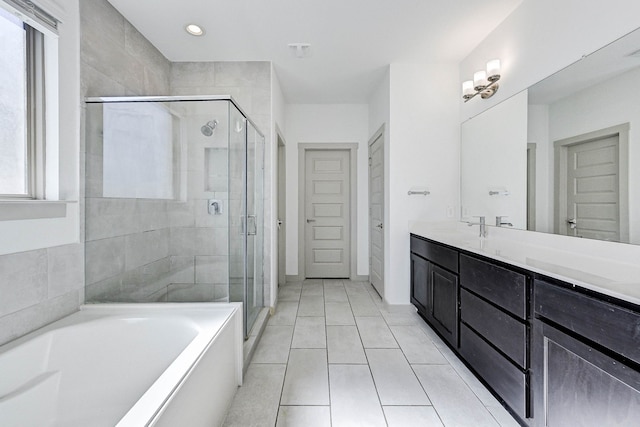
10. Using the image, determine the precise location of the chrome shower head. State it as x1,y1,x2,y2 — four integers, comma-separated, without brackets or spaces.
201,120,218,137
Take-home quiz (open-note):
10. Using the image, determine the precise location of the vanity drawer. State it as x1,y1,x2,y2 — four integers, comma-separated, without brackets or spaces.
461,289,527,368
535,279,640,365
460,254,527,319
410,235,458,273
459,323,528,419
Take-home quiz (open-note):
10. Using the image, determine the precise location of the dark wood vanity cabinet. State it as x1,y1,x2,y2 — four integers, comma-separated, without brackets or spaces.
410,235,459,347
410,233,640,427
533,279,640,427
458,254,531,422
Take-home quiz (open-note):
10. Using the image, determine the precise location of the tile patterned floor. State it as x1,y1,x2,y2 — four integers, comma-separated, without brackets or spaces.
223,279,521,427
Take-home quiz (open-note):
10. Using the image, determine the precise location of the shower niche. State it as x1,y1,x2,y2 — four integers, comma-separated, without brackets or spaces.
84,96,265,337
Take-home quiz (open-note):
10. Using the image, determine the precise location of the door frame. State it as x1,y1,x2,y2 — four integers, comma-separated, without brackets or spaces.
553,123,629,242
527,143,537,230
298,143,358,280
368,125,385,297
277,132,286,287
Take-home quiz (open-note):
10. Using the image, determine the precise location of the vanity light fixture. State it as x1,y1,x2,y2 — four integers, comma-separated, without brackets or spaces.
462,59,501,102
185,23,205,36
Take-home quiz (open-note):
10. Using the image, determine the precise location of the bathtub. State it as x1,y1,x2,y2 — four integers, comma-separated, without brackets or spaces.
0,303,243,427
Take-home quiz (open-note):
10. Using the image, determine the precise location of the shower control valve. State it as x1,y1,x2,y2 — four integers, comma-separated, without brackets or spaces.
208,199,222,215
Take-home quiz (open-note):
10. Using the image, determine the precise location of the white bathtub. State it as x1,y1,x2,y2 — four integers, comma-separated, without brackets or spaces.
0,303,243,427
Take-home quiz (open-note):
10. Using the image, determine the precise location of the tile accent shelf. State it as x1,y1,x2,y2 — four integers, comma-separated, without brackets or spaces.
409,221,640,427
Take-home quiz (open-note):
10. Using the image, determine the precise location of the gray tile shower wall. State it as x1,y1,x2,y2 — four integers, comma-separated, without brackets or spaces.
170,62,273,306
81,1,273,305
0,244,84,346
81,0,176,302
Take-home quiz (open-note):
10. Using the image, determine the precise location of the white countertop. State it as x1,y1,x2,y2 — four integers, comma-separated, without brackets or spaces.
409,221,640,306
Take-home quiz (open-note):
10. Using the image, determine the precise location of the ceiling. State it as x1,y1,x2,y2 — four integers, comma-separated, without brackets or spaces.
107,0,523,104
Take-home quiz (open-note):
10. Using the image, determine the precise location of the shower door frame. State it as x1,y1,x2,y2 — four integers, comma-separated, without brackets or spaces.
84,95,266,339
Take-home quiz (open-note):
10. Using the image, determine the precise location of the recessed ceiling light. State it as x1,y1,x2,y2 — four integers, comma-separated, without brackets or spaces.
185,24,205,36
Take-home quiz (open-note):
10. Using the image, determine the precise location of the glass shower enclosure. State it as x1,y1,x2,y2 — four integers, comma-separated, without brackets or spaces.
84,96,264,337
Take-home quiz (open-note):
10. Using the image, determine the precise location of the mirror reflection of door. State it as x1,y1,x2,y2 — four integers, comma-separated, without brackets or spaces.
554,124,629,242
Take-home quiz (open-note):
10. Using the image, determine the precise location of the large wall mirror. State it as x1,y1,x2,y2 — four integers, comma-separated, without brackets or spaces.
461,26,640,245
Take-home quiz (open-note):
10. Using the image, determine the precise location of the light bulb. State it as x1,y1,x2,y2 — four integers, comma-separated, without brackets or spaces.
487,59,501,82
473,70,488,91
462,80,475,99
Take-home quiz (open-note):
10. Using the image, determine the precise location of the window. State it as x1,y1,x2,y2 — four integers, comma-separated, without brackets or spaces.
0,1,55,199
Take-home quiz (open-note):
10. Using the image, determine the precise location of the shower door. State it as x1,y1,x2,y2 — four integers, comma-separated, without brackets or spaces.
246,121,264,335
228,104,264,337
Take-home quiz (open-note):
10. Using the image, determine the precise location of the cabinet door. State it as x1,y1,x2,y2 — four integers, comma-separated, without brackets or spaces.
410,253,429,315
535,321,640,427
428,264,459,347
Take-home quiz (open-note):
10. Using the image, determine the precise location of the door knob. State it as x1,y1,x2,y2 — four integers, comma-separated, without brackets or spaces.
306,219,316,223
376,223,383,229
567,218,577,229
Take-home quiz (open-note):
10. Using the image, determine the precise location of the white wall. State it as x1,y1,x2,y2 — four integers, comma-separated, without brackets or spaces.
460,0,640,122
527,104,551,232
270,66,286,306
0,0,83,346
386,63,460,304
284,104,369,278
461,90,528,229
0,0,80,256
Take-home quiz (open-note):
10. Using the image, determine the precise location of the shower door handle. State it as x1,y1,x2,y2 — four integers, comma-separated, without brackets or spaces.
239,215,258,235
248,215,257,235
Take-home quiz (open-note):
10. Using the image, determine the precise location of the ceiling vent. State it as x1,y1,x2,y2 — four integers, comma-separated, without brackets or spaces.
288,43,312,59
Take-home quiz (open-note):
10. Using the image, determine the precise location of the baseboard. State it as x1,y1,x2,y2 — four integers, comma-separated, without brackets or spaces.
285,274,304,283
285,274,370,282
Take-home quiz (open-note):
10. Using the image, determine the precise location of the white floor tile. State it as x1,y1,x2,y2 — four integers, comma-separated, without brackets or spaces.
301,282,324,297
327,325,367,364
325,302,355,325
269,301,299,326
380,305,423,326
252,325,294,364
487,405,522,427
292,316,326,348
223,364,286,427
349,295,381,316
383,406,444,427
438,344,498,406
278,285,301,302
329,364,386,427
230,281,520,427
281,349,330,405
390,325,448,364
366,348,430,405
355,316,398,348
276,406,331,427
413,365,500,427
297,295,325,316
324,285,349,303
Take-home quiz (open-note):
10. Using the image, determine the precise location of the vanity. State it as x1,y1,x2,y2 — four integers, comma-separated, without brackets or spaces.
410,222,640,427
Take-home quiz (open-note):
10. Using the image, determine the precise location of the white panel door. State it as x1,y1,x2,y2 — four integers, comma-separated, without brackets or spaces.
565,135,620,241
305,150,350,278
369,134,384,296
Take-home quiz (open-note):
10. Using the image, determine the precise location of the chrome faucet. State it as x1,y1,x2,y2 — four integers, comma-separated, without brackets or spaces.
467,216,487,238
495,216,513,227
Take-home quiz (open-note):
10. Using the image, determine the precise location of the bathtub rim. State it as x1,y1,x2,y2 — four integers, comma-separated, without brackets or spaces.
0,302,244,427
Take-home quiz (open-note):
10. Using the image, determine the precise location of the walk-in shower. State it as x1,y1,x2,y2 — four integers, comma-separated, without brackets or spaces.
84,96,265,337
